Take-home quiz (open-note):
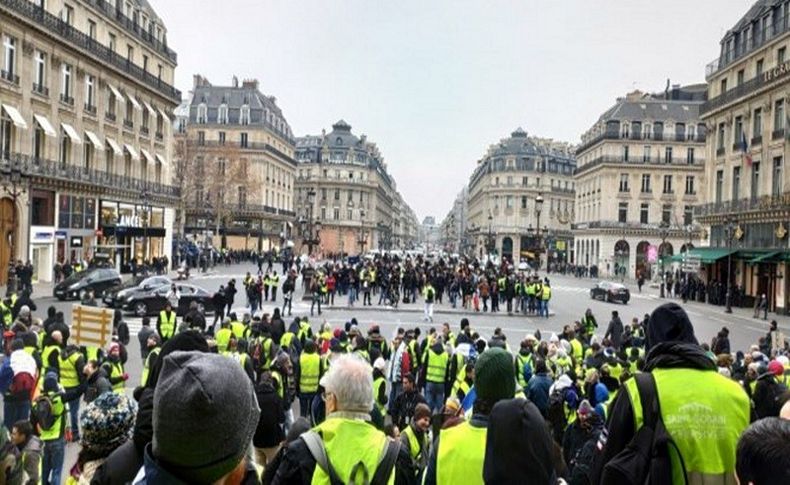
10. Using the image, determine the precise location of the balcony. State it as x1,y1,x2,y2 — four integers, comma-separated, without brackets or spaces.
31,83,48,96
575,131,621,154
0,69,19,85
574,155,702,176
654,133,664,141
772,128,785,140
83,103,96,116
0,152,179,199
123,119,134,130
0,0,180,102
675,133,686,142
694,191,790,218
187,202,294,219
59,93,74,106
187,140,297,166
705,14,790,79
82,0,177,63
105,112,116,123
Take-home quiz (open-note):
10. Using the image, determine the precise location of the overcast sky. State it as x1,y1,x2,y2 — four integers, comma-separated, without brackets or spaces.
155,0,747,221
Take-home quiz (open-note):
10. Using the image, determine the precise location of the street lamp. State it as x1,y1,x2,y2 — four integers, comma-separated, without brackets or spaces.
724,217,738,313
658,221,670,298
141,190,151,265
486,212,496,257
357,209,369,254
2,161,26,294
300,188,321,256
534,192,544,267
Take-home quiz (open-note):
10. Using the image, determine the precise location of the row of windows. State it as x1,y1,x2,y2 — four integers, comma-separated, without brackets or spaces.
619,146,696,164
616,202,694,226
618,121,702,140
298,168,369,182
1,35,167,137
491,175,574,191
714,157,784,202
717,100,785,152
492,196,570,212
617,174,697,195
194,102,291,139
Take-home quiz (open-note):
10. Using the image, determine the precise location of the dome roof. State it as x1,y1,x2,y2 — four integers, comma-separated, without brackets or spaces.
328,119,359,146
489,127,540,157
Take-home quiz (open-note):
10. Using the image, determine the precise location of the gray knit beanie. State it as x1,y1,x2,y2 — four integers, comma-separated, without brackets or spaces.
152,351,260,483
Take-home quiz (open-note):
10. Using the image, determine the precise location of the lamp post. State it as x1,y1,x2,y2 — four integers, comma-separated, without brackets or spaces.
534,192,544,268
724,217,737,313
2,161,26,294
486,212,496,258
658,220,670,298
299,188,321,256
357,209,369,254
141,190,151,265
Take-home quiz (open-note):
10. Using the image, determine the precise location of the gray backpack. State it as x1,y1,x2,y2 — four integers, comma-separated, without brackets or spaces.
301,430,400,485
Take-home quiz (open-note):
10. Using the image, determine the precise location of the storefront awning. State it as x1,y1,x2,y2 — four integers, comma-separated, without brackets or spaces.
682,247,737,263
747,251,780,263
107,83,124,101
61,123,82,144
155,153,166,164
1,104,27,129
84,130,104,151
140,148,154,163
126,94,142,111
124,144,140,161
33,114,56,136
143,101,157,116
106,137,123,156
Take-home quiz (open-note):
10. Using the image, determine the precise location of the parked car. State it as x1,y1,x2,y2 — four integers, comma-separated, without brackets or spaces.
590,281,630,304
54,268,122,301
122,283,216,317
103,275,172,308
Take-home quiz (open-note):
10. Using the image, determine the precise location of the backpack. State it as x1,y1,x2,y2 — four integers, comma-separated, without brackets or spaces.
600,372,686,485
0,358,13,394
301,430,400,485
33,395,59,430
9,372,35,397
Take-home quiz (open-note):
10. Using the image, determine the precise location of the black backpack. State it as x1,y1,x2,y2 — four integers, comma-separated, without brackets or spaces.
33,395,59,430
601,372,687,484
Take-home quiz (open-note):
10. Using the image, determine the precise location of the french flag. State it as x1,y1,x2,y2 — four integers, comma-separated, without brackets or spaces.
741,131,752,167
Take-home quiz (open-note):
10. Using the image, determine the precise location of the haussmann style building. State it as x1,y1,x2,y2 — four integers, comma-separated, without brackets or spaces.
573,84,708,280
0,0,181,282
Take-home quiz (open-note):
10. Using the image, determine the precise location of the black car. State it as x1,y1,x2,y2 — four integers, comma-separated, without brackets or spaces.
590,281,630,304
53,268,122,301
103,275,172,308
122,283,216,317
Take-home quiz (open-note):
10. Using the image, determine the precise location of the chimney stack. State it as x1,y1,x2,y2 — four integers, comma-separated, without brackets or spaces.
242,79,259,90
232,75,239,88
193,74,211,88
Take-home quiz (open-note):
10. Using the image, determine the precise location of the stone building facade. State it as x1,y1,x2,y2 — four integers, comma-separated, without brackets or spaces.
172,74,296,251
0,0,180,281
698,0,790,313
294,120,417,256
466,128,576,267
573,85,707,279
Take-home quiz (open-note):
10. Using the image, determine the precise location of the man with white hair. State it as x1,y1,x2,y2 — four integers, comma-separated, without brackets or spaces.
272,354,401,484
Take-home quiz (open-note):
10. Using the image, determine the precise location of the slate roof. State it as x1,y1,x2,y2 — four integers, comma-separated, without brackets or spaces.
596,85,706,124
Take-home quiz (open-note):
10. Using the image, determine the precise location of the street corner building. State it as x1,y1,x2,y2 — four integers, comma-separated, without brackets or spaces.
172,74,297,253
696,0,790,314
573,83,708,281
463,127,576,268
293,120,419,258
0,0,181,282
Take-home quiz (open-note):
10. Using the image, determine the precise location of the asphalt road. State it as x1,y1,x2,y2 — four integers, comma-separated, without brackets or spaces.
26,262,785,481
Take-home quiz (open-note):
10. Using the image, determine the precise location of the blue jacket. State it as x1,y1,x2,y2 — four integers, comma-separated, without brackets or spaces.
526,373,553,415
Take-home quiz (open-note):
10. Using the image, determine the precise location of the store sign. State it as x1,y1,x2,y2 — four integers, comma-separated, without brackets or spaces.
34,232,52,240
55,230,67,239
118,214,143,228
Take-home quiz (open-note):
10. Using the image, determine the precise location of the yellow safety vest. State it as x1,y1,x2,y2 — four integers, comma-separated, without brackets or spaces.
141,347,161,387
41,345,60,374
299,352,321,394
402,424,428,464
109,361,125,393
570,339,584,364
424,349,448,384
541,287,552,300
58,351,81,388
216,328,232,353
373,376,387,414
36,393,64,441
625,368,750,484
310,418,393,485
159,311,176,339
85,346,99,363
436,420,486,485
231,321,248,340
281,332,295,349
